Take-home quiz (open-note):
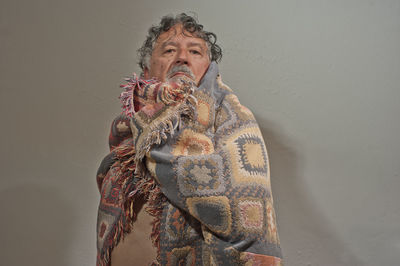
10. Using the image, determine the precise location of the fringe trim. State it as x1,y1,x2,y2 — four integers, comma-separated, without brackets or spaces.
134,95,197,176
119,74,157,117
141,174,166,265
96,125,172,265
96,140,137,266
129,83,197,264
98,78,197,266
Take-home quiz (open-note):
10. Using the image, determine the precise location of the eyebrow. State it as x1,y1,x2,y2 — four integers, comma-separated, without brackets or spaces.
161,41,178,49
187,42,204,50
160,41,205,51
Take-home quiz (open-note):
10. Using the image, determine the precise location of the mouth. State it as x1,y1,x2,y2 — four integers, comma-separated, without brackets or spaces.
168,71,195,81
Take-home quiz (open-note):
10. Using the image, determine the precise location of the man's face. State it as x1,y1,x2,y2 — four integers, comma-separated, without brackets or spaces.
144,24,211,85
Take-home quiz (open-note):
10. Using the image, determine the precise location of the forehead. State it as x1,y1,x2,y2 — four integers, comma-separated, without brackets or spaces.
154,24,207,48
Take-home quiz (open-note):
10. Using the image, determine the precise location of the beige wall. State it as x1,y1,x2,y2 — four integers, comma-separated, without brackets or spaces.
1,0,399,265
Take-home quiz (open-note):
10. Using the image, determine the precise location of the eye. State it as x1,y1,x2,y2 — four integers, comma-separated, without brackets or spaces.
164,48,175,54
190,49,201,55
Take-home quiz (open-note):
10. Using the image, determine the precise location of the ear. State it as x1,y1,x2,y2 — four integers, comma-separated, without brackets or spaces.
143,67,150,79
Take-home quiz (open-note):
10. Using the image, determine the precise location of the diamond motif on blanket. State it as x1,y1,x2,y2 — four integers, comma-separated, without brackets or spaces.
177,155,225,196
224,126,269,187
238,198,264,231
172,129,214,156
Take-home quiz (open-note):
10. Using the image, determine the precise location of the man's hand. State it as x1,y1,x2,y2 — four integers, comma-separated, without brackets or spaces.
157,79,197,106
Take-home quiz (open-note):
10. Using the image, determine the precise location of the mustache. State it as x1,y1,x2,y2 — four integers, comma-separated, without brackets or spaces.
166,65,195,80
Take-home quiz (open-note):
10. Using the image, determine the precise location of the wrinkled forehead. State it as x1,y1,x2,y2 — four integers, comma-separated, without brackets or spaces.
154,24,205,47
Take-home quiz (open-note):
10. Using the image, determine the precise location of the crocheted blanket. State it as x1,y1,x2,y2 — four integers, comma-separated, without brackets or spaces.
96,62,283,265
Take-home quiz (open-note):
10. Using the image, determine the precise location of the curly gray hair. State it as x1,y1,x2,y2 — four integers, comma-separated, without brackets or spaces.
138,13,222,73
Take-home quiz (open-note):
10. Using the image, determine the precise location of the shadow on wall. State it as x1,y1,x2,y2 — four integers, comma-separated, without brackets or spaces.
256,116,363,266
0,184,74,266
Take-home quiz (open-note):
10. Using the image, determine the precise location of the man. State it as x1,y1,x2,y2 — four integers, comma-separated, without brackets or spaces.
96,13,283,266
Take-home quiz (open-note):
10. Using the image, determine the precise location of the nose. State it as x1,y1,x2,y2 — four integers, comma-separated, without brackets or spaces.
175,50,189,65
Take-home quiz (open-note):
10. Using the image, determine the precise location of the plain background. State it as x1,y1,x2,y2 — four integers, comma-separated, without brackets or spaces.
1,0,399,265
